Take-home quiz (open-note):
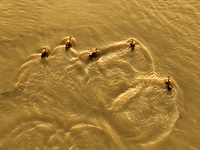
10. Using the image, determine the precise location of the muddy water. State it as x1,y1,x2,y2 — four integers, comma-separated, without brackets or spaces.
0,0,200,149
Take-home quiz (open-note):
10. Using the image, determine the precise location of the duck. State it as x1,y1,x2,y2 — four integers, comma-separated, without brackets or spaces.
41,47,49,58
130,39,136,49
88,48,99,58
166,76,173,91
65,36,72,50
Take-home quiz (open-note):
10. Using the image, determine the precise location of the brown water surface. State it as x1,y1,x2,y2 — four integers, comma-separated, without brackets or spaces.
0,0,200,149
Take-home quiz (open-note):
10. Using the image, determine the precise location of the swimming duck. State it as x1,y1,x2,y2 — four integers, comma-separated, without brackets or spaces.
88,48,99,58
41,47,49,58
130,39,136,49
65,36,72,50
166,76,173,91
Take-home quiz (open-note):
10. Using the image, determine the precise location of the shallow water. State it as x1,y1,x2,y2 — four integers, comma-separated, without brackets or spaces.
0,0,200,149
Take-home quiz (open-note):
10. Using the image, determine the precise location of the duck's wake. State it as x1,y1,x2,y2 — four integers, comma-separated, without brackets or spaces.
0,36,183,149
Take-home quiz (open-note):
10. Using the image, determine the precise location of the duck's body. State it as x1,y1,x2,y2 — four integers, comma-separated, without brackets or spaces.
65,36,72,50
166,76,173,91
88,48,99,58
41,47,49,58
130,39,136,49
